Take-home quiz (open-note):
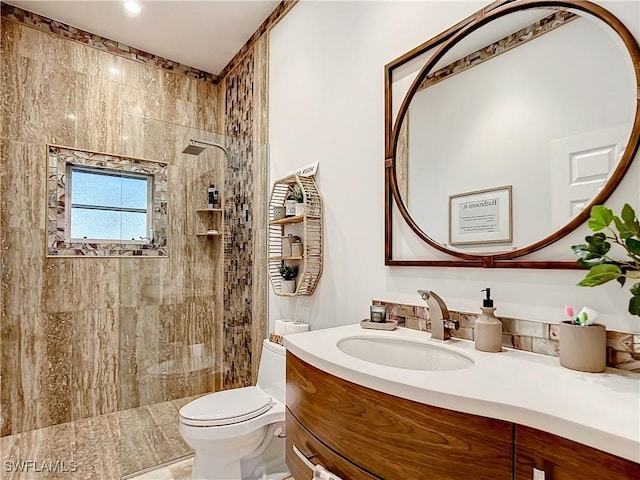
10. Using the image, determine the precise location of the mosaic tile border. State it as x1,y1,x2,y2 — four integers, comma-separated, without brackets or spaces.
47,145,168,256
223,50,256,389
373,300,640,373
0,2,218,84
418,10,577,91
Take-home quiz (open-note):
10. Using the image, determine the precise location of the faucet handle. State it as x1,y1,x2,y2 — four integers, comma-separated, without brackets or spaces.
417,289,431,301
444,319,460,331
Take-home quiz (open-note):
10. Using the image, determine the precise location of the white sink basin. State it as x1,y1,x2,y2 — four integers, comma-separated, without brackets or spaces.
337,335,474,371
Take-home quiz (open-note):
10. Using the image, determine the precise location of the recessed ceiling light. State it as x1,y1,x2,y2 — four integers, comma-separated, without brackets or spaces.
124,1,141,15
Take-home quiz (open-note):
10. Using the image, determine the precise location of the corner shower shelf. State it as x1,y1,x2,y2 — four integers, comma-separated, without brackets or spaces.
268,174,323,296
196,206,223,237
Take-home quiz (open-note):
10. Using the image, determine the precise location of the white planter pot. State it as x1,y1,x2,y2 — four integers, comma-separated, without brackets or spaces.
285,200,297,217
281,280,296,294
295,203,305,216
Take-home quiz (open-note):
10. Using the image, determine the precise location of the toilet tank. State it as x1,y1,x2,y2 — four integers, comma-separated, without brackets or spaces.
257,339,286,404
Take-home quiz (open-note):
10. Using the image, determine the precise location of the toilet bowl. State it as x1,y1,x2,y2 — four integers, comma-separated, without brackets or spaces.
179,339,288,480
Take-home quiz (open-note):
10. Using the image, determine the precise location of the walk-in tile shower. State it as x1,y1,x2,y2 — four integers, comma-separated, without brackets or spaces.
0,112,268,477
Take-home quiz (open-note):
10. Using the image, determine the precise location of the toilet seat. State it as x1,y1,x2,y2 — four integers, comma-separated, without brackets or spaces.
179,386,275,427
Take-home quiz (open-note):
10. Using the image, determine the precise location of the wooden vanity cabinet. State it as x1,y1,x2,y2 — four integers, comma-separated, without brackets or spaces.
514,425,640,480
286,352,513,479
286,410,378,479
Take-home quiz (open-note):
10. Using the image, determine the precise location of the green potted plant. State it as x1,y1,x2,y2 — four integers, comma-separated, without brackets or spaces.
288,184,305,216
572,204,640,317
278,263,299,294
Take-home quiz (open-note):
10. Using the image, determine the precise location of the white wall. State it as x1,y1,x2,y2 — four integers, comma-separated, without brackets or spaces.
268,0,640,334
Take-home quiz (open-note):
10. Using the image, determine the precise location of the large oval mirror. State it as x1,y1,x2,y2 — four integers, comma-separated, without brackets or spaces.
387,0,640,267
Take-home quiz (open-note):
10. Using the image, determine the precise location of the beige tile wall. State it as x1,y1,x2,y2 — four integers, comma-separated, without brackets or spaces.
0,18,223,436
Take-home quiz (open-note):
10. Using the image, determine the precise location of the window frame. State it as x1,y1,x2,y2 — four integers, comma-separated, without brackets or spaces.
65,164,154,245
47,145,168,257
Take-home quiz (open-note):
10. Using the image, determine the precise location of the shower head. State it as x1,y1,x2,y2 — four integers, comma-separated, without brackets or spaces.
182,142,207,155
182,139,229,157
182,138,240,170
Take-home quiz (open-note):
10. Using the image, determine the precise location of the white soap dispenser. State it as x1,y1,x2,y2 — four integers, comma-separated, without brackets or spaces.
474,288,502,353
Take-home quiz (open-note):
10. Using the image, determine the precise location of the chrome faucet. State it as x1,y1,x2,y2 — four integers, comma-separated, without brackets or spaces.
417,290,459,341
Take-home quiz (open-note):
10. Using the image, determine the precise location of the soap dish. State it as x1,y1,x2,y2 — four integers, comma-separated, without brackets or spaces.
360,319,398,331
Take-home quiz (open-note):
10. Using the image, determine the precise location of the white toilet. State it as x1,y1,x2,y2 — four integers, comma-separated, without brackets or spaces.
179,339,289,480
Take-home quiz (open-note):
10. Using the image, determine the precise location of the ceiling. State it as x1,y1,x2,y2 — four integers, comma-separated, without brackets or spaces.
4,0,281,75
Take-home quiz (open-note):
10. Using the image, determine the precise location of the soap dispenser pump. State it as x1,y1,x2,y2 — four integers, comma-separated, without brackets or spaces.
474,288,502,353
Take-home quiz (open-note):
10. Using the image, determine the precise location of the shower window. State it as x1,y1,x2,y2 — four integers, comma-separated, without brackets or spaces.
67,166,153,243
47,145,168,256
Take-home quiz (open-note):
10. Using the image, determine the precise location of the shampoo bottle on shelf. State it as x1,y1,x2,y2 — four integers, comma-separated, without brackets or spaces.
212,185,219,208
474,288,503,353
207,184,219,209
207,184,215,209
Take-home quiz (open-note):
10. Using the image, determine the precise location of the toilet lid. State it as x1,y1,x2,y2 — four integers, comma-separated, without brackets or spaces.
179,386,275,427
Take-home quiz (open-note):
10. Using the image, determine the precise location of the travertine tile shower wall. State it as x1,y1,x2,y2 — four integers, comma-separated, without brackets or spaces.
0,17,223,436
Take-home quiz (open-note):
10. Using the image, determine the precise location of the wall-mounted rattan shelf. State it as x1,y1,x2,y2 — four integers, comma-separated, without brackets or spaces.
268,174,322,296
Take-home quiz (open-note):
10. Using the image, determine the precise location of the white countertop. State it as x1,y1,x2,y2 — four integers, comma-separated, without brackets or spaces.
284,324,640,463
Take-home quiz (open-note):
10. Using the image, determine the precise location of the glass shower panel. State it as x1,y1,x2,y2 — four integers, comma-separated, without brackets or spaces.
117,113,269,477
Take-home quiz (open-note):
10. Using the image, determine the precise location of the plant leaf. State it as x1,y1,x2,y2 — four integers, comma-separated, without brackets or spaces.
588,206,613,231
624,237,640,256
572,235,611,267
621,203,634,222
621,204,640,236
571,243,593,257
613,216,633,240
577,233,610,256
630,282,640,296
577,259,607,269
628,295,640,316
577,264,622,287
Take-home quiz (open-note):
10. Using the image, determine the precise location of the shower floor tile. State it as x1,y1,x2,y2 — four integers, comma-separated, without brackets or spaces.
0,396,201,480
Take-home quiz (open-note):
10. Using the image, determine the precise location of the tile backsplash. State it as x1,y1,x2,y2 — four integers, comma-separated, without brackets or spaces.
373,300,640,373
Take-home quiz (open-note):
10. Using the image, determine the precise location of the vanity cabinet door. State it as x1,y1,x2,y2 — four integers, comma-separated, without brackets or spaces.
515,425,640,480
287,352,512,480
286,409,378,480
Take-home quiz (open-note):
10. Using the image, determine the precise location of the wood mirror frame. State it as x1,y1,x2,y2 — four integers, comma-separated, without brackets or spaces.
385,0,640,269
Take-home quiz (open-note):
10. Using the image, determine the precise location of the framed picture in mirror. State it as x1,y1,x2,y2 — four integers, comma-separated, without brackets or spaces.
449,185,512,246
